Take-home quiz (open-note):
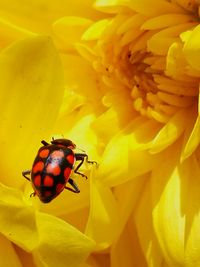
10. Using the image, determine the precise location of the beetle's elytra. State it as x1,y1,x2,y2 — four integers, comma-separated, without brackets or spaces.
22,138,97,203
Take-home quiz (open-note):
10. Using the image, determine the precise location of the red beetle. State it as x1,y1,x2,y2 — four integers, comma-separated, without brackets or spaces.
22,138,96,203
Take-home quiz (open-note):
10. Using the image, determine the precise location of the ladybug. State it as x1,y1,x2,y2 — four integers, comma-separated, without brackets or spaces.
22,138,96,203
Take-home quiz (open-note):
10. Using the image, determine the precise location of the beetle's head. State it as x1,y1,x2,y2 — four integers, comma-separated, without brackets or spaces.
51,138,76,149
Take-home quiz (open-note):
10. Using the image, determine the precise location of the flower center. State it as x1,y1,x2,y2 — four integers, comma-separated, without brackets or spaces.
86,11,199,123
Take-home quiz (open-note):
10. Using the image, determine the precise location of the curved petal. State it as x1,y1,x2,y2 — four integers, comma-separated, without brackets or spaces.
183,24,200,71
60,54,102,107
184,156,200,266
95,0,184,15
141,14,193,30
111,219,148,267
0,18,36,50
0,234,22,267
53,16,93,50
152,154,200,266
14,246,36,267
98,118,161,187
150,108,191,154
0,183,39,251
113,173,149,241
181,115,200,160
82,19,110,41
0,36,64,187
134,178,163,267
33,212,95,267
0,183,95,267
0,0,100,33
85,174,120,250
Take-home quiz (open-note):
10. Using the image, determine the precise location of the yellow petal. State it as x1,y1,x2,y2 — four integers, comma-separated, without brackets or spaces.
59,207,90,233
117,14,147,35
75,43,97,62
113,173,149,238
0,183,39,251
0,18,36,49
0,0,99,33
88,253,110,267
91,108,120,144
181,115,200,160
81,263,93,267
183,24,200,70
95,0,185,16
53,16,93,50
102,88,137,125
97,133,129,187
184,156,200,266
151,148,184,266
150,108,190,154
82,19,110,41
180,29,192,43
134,178,163,267
0,183,95,267
60,54,100,104
154,74,198,96
94,0,126,13
141,14,193,30
14,246,36,267
33,212,95,267
0,36,64,187
98,119,161,187
166,41,188,78
152,153,200,266
111,219,148,267
147,23,194,56
157,91,194,107
85,176,120,250
0,234,22,267
130,118,163,147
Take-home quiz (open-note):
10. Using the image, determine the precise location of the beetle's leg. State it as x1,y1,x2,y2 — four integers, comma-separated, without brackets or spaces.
74,153,97,179
74,154,87,179
30,191,36,198
76,153,97,165
23,172,35,197
22,170,31,181
65,178,80,193
22,171,35,197
41,140,49,146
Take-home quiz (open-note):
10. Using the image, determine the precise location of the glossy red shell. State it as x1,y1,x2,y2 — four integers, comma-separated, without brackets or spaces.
31,144,75,203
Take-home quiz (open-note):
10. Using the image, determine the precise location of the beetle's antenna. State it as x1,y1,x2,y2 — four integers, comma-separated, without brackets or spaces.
76,147,86,153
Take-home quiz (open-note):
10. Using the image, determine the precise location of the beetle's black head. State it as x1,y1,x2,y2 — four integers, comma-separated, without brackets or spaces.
51,138,76,149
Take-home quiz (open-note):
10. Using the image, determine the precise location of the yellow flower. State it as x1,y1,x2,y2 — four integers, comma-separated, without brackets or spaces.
52,0,200,266
1,0,200,267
